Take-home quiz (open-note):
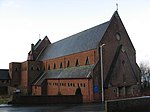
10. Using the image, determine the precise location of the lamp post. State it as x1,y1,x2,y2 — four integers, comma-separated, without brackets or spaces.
100,43,105,102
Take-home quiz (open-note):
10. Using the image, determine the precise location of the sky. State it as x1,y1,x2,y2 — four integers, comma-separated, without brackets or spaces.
0,0,150,69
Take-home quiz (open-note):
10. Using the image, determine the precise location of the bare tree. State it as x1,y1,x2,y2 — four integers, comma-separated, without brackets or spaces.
139,62,150,88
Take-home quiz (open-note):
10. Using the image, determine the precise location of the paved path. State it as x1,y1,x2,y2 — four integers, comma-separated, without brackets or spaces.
61,103,105,112
0,103,105,112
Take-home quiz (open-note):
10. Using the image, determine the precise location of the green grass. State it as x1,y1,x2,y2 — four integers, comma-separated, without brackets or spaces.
0,96,12,104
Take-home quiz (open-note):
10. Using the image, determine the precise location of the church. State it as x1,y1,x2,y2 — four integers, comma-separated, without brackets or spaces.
9,11,141,102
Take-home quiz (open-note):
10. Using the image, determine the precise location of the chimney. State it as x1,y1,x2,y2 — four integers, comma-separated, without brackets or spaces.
27,43,34,61
31,43,34,53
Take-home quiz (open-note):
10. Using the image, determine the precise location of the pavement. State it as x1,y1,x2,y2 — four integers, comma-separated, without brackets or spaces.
0,103,105,112
60,103,105,112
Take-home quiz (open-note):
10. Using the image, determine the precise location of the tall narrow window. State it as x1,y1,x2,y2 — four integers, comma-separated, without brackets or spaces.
37,66,40,71
53,63,56,69
75,59,79,66
31,66,34,70
48,64,50,70
43,66,45,70
67,60,70,67
15,67,18,71
60,62,63,68
85,57,90,65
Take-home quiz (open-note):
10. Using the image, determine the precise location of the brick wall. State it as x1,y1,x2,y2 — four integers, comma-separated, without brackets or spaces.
46,78,93,102
32,85,41,95
9,62,21,87
98,13,140,100
43,49,96,70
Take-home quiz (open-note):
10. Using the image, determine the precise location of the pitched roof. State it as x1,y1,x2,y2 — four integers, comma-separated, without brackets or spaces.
33,39,42,50
37,21,110,61
0,69,10,80
34,65,94,85
47,65,94,78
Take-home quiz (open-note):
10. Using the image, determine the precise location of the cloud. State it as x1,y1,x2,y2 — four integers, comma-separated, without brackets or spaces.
1,0,19,8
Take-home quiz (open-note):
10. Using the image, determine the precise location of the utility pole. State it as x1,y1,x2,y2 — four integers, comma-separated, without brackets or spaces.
100,44,105,102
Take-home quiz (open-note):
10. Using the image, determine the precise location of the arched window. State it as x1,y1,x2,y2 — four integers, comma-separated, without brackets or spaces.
75,59,79,66
67,60,70,67
85,57,90,65
60,62,63,68
53,63,56,69
48,64,50,70
37,66,40,71
15,67,18,71
31,66,34,70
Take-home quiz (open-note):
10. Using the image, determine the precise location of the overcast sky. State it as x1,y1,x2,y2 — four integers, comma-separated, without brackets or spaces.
0,0,150,69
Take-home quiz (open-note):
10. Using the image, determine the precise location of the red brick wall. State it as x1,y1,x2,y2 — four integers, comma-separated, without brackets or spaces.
98,13,140,100
15,61,43,95
47,78,93,102
101,14,140,85
9,62,21,87
20,71,28,94
32,85,41,95
43,49,96,70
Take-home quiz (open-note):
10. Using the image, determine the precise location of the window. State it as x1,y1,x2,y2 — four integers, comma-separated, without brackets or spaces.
60,62,63,68
53,63,56,69
85,57,90,65
80,83,82,87
122,60,125,64
37,66,40,71
48,64,50,70
67,60,70,67
15,67,18,71
31,66,34,70
121,46,125,52
73,83,75,87
75,59,79,66
114,89,116,93
116,32,121,41
83,83,86,87
49,83,51,85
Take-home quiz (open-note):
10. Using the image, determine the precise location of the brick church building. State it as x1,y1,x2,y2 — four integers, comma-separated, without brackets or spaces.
9,11,141,102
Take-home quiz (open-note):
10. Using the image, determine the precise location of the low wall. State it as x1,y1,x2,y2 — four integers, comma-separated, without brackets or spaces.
105,96,150,112
12,95,83,105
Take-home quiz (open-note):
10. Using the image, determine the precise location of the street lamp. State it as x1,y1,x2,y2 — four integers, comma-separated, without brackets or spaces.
100,43,105,102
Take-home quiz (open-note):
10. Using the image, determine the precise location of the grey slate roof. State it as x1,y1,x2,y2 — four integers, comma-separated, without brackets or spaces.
0,69,10,80
37,21,110,61
34,65,94,85
46,64,94,78
33,39,42,50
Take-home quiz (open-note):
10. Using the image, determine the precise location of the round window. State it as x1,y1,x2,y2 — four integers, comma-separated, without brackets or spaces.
116,33,121,41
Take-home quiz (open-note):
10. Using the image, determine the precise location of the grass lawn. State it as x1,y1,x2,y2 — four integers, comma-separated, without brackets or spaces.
0,96,12,104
